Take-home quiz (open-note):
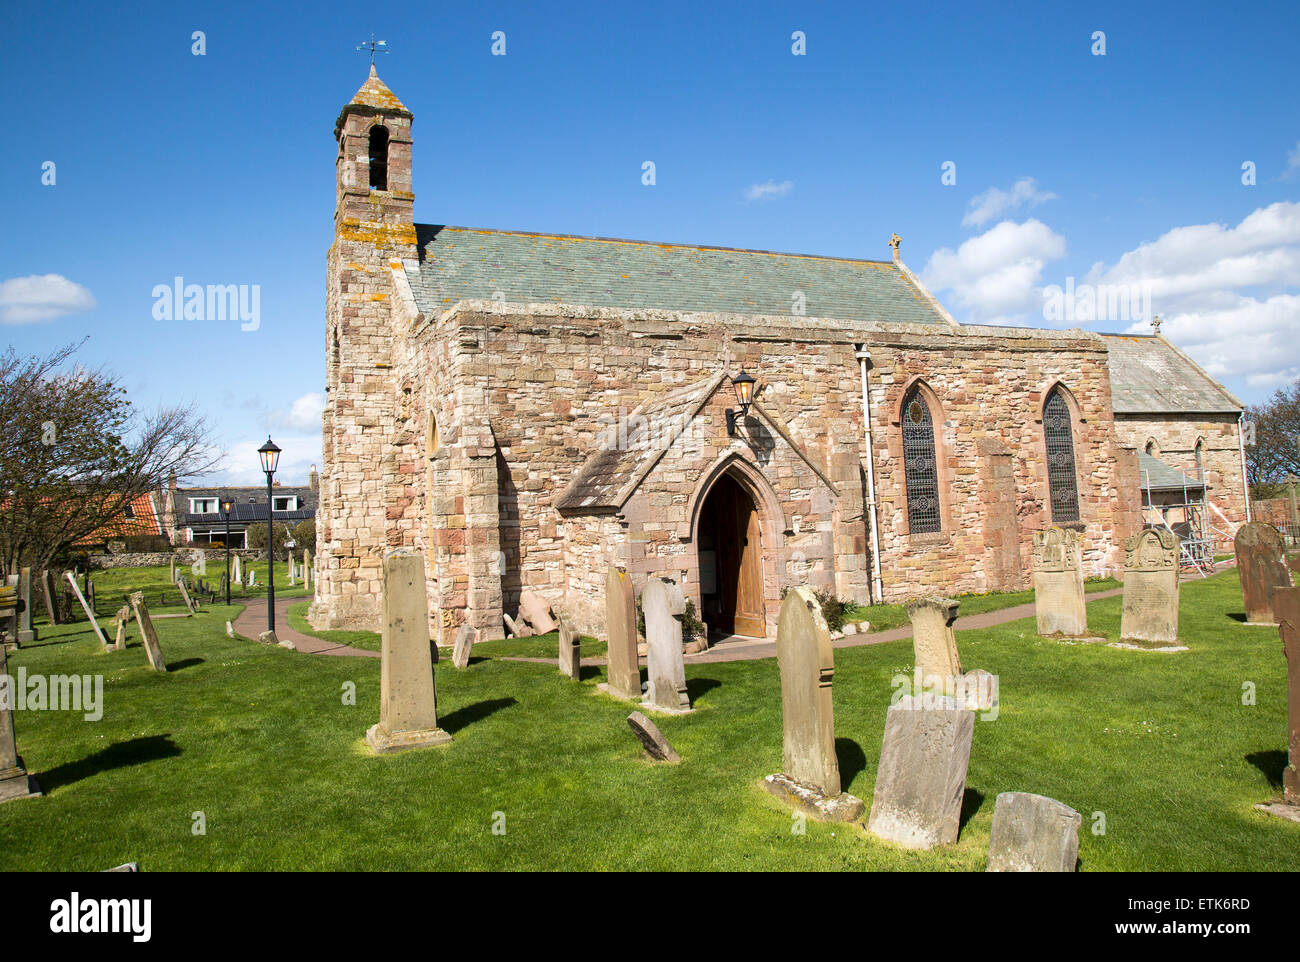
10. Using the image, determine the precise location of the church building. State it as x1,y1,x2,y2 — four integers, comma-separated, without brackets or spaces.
308,68,1250,642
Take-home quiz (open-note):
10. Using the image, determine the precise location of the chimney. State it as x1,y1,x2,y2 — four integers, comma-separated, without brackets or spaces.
309,463,319,494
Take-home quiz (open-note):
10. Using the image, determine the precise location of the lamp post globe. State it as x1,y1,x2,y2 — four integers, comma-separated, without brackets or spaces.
221,498,233,606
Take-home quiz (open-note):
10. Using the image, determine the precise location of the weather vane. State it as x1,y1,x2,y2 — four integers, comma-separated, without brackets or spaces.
356,34,389,65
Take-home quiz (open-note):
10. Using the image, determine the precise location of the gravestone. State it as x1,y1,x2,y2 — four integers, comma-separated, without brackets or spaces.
366,548,451,753
175,578,197,616
518,589,557,635
0,640,41,804
866,694,975,849
642,576,691,713
0,584,15,652
232,555,243,585
1235,522,1291,625
762,588,864,821
1032,526,1093,638
1277,588,1300,805
452,623,478,669
17,567,35,645
627,711,679,762
129,592,167,672
599,566,642,702
64,571,110,649
986,792,1081,872
169,556,177,583
304,560,311,591
502,612,519,638
226,620,235,638
288,560,296,586
1120,528,1180,644
557,614,581,679
905,597,962,693
114,605,130,650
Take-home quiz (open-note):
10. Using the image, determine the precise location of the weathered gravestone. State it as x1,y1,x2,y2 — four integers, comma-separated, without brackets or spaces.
232,555,243,585
1276,588,1300,806
518,589,557,635
169,556,177,583
986,792,1080,872
175,578,197,616
642,576,691,713
64,571,110,649
40,570,59,626
599,565,642,702
114,605,131,650
557,614,581,679
866,694,975,849
0,640,41,804
0,581,15,651
627,711,679,763
451,623,478,669
762,587,864,821
128,592,167,672
16,567,36,646
905,597,962,693
1032,526,1096,639
1120,528,1180,645
365,548,451,753
1235,522,1292,625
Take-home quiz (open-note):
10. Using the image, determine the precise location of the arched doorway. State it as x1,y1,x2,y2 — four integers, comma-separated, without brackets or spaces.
696,472,766,638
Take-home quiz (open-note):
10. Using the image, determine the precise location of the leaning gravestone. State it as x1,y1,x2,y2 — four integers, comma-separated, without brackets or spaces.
64,571,110,649
762,587,864,821
642,576,691,713
40,570,59,625
129,592,167,672
17,567,36,645
557,614,581,679
0,640,41,804
452,624,478,669
366,548,451,753
866,694,975,849
113,605,130,651
905,597,962,693
627,711,679,763
1120,528,1180,645
175,578,197,616
1032,526,1095,639
1235,522,1292,625
986,792,1081,872
599,565,642,702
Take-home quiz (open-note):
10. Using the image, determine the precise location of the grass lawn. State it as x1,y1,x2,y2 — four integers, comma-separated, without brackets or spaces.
63,563,311,622
0,568,1293,871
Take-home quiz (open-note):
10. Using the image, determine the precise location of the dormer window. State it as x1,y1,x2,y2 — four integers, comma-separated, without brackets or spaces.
190,498,217,514
368,125,389,190
272,495,299,512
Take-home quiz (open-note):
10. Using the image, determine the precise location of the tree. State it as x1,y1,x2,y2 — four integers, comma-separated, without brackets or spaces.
0,342,219,573
292,519,316,555
1245,378,1300,499
246,521,291,555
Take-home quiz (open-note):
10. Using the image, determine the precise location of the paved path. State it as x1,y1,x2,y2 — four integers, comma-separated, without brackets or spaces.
233,597,377,658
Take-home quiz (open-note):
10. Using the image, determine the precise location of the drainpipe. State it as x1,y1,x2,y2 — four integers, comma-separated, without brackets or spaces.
1237,411,1252,523
856,344,885,604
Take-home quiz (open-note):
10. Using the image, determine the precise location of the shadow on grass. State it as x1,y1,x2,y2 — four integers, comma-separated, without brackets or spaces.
167,658,204,672
1227,613,1248,623
959,788,985,832
578,665,603,682
1246,749,1288,789
440,697,518,734
39,735,182,794
686,677,722,703
835,737,867,789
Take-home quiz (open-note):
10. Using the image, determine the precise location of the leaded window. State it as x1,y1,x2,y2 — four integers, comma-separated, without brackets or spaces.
1044,387,1080,523
901,387,941,535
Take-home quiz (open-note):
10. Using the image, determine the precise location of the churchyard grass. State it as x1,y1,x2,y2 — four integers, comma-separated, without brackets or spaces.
71,562,310,622
286,600,381,653
1,569,1291,871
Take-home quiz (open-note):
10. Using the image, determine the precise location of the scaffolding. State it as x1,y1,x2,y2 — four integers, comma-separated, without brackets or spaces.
1140,459,1217,577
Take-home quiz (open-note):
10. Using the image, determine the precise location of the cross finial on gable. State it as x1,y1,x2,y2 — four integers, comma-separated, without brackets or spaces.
1151,314,1162,335
889,233,902,262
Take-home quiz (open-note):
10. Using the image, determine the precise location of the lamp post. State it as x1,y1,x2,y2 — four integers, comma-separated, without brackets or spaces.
258,437,281,633
222,498,233,606
725,370,756,437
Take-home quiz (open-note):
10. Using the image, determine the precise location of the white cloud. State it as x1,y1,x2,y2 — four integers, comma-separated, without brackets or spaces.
1283,141,1300,181
0,274,96,324
215,434,321,487
744,179,794,201
273,392,325,432
962,177,1058,227
920,218,1067,323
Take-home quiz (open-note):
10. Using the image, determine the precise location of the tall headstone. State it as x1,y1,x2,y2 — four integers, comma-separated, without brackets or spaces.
1276,587,1300,805
866,694,975,849
40,570,59,625
64,571,110,649
114,605,130,650
129,592,167,672
601,566,641,701
557,614,581,679
1235,522,1291,625
1120,528,1180,644
288,559,296,586
169,556,177,584
175,578,197,616
0,641,41,804
905,597,962,692
1032,526,1091,637
232,555,243,585
642,576,691,713
366,548,451,753
451,623,478,669
986,792,1081,872
17,567,35,645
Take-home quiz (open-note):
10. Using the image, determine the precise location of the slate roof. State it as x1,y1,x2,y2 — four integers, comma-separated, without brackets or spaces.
1138,452,1204,492
174,486,316,529
405,226,951,327
555,374,724,513
1103,335,1242,414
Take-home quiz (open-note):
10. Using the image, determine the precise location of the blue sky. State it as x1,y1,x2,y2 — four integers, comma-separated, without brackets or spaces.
3,0,1298,485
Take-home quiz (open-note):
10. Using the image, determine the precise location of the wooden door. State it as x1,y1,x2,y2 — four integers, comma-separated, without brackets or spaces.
732,495,766,637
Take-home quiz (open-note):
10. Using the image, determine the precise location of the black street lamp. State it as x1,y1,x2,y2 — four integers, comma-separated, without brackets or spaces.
222,497,233,606
725,370,757,437
258,437,282,633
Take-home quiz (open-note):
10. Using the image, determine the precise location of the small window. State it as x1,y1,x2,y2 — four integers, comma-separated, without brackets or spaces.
901,386,941,535
272,496,297,512
190,498,217,514
124,503,135,519
1044,387,1081,523
368,125,389,190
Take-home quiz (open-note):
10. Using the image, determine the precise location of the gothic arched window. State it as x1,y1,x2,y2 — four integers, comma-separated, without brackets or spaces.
901,387,941,535
368,125,389,190
1044,386,1080,523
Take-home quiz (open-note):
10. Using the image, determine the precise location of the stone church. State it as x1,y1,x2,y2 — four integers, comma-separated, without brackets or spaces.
308,68,1251,643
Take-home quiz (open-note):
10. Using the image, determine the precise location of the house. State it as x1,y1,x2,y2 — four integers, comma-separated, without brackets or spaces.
160,468,318,548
